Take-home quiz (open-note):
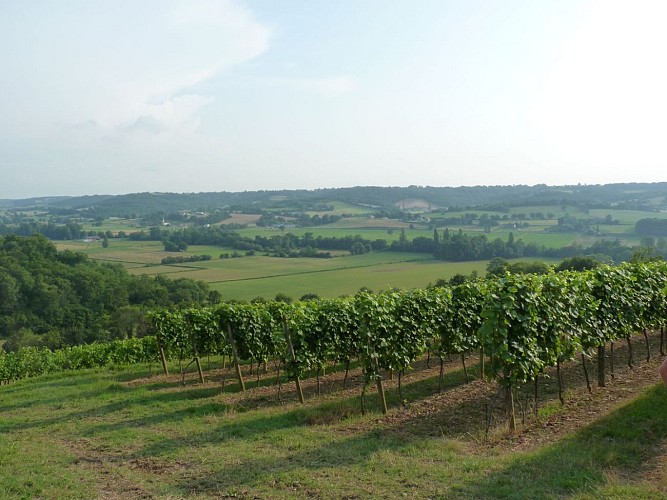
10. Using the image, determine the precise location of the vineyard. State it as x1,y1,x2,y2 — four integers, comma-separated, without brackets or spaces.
4,261,667,431
0,337,159,382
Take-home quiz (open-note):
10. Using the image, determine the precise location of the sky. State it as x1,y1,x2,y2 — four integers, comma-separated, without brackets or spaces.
1,0,666,199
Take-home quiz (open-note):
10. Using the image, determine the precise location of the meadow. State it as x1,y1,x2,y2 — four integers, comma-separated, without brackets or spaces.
55,240,560,301
58,203,667,300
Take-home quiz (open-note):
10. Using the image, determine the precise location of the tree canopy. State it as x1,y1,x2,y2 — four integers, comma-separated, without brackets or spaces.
0,234,216,350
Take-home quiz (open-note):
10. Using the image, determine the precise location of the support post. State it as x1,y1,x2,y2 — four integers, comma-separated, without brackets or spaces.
597,345,605,387
226,323,245,392
283,319,304,403
158,341,169,376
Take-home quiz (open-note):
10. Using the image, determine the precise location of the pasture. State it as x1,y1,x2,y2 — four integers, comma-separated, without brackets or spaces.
54,240,506,300
54,203,667,300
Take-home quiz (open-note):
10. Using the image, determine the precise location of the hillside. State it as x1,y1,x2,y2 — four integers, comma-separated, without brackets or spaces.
2,182,667,217
1,331,666,499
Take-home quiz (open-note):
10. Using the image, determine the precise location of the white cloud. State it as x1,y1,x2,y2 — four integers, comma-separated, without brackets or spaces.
0,0,274,197
2,0,271,137
265,76,358,98
120,94,215,136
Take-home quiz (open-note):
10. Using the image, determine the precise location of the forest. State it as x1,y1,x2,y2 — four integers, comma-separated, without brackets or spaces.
0,234,217,351
2,182,667,217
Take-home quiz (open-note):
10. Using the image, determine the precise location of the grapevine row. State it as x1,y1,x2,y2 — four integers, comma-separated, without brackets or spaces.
0,337,159,383
148,262,667,426
3,262,666,431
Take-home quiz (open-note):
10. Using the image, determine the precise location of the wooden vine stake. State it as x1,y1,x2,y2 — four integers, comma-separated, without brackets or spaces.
479,349,485,381
283,319,304,404
581,352,591,393
556,359,564,405
438,355,445,392
194,356,205,384
226,323,245,392
643,329,651,362
343,359,350,389
157,339,169,376
461,353,469,383
597,345,605,387
373,356,388,414
505,385,516,433
627,337,634,369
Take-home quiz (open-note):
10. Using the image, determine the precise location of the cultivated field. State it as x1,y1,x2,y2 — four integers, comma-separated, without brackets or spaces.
54,203,667,300
54,240,558,300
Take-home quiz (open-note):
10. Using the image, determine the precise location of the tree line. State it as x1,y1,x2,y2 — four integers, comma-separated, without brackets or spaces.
0,234,218,351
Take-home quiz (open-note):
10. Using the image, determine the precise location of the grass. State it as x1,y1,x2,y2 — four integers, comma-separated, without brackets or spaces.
52,238,457,298
57,239,167,264
132,252,499,300
466,383,667,499
305,201,376,216
589,208,667,225
2,337,667,499
207,259,498,300
80,218,143,233
54,236,565,300
52,203,667,300
234,225,429,241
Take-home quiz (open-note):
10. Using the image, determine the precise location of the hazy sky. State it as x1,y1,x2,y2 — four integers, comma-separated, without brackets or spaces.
1,0,666,199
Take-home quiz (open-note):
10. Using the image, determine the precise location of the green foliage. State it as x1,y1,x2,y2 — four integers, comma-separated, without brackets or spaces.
435,280,483,358
486,257,508,277
555,256,600,272
506,260,552,275
0,234,214,347
480,274,548,386
273,293,293,303
146,261,667,395
0,336,159,381
12,261,667,407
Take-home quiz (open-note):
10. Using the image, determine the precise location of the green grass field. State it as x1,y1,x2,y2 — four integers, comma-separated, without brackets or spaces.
54,202,667,301
234,225,429,241
51,227,631,301
80,217,143,233
2,334,666,499
57,240,169,266
305,201,376,216
589,208,667,225
206,258,500,301
54,239,560,300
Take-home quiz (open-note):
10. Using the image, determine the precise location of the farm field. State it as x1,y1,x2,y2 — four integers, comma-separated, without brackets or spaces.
304,201,376,216
56,240,171,268
228,223,629,248
234,224,428,241
52,203,667,300
205,258,499,301
54,240,558,300
70,204,667,245
80,217,143,234
1,332,666,499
